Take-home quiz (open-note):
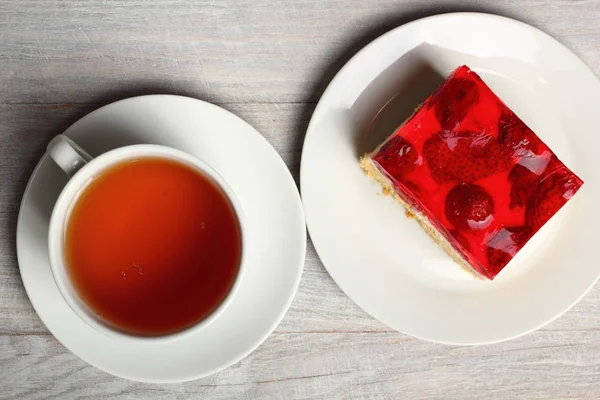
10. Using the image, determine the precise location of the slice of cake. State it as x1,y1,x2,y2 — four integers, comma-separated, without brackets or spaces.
360,65,583,279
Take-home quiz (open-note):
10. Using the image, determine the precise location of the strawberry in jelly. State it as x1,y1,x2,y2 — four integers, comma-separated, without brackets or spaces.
445,184,495,231
435,78,479,131
422,130,509,183
368,65,583,279
375,136,418,179
486,227,531,278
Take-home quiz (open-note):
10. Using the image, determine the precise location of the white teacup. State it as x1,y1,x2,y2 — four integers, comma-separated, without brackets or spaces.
46,134,246,342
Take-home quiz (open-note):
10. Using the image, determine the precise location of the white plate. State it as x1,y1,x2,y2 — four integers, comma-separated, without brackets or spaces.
17,95,306,382
301,13,600,344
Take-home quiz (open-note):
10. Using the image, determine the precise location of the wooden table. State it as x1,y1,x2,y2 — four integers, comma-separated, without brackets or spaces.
1,1,599,398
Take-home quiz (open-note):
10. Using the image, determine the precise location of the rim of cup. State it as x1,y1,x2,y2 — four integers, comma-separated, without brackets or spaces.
47,143,247,343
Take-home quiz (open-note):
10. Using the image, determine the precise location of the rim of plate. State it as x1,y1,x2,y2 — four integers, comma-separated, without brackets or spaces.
300,12,600,345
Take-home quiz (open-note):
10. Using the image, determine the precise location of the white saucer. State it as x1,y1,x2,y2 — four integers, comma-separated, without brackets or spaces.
17,95,306,382
301,13,600,344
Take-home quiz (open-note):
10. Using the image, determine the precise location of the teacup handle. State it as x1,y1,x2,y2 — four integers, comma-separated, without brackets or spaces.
47,135,93,178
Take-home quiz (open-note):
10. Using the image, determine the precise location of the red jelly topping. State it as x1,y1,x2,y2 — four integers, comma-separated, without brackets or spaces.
370,65,583,279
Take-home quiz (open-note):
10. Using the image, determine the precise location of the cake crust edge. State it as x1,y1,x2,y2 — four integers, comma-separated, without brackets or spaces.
359,156,483,280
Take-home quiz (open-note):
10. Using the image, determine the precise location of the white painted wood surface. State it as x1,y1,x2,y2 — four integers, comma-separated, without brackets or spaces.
1,1,600,398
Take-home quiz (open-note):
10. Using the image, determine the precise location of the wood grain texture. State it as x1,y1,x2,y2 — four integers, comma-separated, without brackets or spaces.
1,0,600,104
1,0,600,399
